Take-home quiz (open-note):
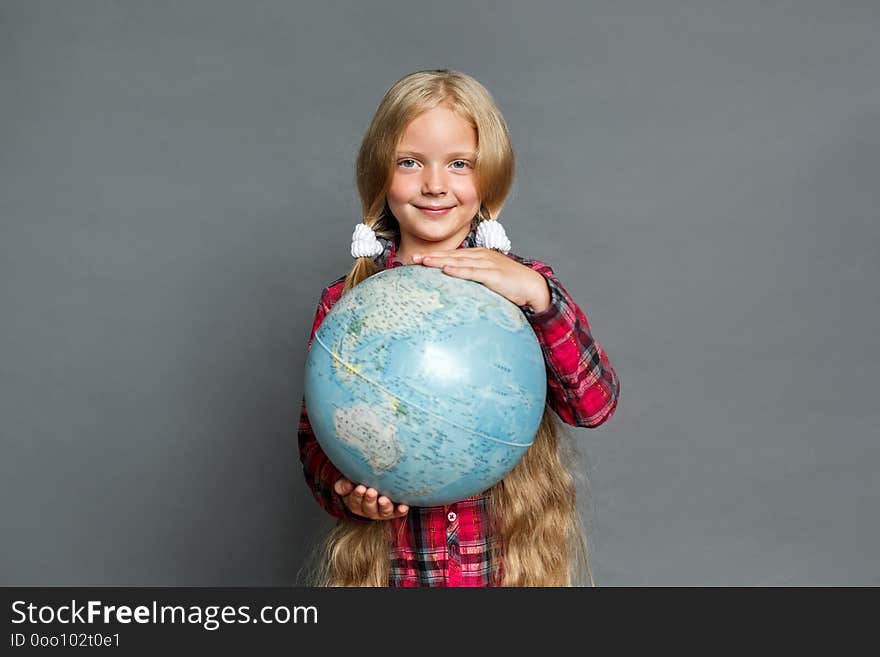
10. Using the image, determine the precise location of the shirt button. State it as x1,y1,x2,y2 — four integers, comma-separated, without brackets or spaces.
447,511,457,522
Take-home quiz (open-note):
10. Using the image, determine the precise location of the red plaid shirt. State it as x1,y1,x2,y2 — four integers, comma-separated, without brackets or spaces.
298,228,619,586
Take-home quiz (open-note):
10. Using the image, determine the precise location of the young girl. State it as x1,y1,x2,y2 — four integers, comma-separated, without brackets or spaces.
298,69,620,587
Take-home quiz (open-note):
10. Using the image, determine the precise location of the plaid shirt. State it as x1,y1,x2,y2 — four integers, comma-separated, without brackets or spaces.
298,228,620,586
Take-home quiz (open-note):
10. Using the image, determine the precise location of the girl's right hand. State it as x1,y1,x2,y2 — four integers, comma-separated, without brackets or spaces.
333,477,410,520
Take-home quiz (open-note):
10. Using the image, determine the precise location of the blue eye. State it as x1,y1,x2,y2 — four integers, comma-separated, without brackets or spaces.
398,158,471,169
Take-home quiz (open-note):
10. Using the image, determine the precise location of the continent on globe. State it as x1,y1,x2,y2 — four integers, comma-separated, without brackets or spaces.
333,403,404,474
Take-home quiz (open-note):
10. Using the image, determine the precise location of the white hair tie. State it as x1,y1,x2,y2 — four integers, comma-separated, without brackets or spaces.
475,220,512,254
351,223,384,259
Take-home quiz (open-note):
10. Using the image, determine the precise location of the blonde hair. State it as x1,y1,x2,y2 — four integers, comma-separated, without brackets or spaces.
303,69,594,587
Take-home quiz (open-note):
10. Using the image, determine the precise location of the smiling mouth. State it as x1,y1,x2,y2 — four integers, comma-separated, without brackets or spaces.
416,205,455,215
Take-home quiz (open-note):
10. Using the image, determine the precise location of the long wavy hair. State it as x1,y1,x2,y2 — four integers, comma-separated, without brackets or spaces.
303,69,594,587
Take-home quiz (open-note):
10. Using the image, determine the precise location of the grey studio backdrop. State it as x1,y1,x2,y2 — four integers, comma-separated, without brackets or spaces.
1,1,877,587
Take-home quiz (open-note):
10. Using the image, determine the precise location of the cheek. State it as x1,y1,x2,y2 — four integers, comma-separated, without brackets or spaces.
452,180,481,206
387,176,414,205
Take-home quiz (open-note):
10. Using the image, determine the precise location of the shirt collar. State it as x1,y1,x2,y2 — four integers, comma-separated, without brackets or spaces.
380,228,478,270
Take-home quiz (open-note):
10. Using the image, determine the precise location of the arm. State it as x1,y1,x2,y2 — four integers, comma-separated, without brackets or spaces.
298,286,374,523
516,260,620,429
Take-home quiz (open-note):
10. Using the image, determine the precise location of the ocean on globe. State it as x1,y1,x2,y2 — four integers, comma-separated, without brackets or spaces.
303,264,547,507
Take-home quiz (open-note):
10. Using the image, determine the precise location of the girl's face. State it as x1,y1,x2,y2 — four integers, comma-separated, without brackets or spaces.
386,105,481,259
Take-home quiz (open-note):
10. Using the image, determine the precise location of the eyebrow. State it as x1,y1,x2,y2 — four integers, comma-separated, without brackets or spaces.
396,150,476,159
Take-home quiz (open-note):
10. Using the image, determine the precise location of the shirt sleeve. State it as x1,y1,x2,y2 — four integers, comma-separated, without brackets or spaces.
516,261,620,428
298,287,374,523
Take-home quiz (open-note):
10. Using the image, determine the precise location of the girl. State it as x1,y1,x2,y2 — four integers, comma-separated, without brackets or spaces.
298,69,620,587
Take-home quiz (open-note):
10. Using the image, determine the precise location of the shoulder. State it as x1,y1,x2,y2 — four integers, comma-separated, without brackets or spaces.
319,274,348,308
308,274,347,337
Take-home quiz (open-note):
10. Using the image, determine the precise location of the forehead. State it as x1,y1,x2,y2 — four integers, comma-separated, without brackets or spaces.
398,106,476,153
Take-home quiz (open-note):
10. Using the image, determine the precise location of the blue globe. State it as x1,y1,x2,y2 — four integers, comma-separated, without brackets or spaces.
304,264,547,506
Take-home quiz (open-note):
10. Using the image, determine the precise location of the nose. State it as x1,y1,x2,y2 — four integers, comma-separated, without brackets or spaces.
421,163,447,196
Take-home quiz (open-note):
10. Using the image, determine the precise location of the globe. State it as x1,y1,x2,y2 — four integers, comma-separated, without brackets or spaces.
303,264,547,507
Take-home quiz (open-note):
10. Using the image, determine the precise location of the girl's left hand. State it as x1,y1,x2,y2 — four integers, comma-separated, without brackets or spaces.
413,248,549,310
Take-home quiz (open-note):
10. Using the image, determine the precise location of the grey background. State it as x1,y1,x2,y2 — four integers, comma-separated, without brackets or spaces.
1,0,877,586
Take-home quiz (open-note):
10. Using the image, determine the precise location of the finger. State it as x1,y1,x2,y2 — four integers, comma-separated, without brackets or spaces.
412,251,453,260
334,478,353,496
377,496,394,518
420,253,493,267
396,504,409,516
362,488,379,517
424,259,494,275
348,484,366,515
439,264,491,280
